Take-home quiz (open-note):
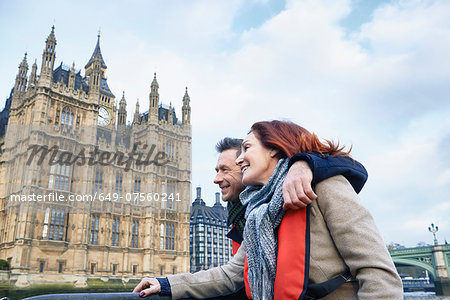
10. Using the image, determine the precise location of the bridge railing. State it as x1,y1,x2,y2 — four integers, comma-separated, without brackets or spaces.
21,293,170,300
389,246,433,256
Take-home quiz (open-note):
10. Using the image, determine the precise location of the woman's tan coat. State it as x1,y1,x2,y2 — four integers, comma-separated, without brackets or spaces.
167,175,403,299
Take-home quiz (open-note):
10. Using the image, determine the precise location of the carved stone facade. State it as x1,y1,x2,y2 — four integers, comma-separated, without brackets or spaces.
0,27,192,287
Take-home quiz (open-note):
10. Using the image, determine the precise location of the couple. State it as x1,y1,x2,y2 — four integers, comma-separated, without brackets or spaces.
134,120,402,299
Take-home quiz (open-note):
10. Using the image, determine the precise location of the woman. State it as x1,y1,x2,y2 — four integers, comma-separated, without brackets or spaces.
235,120,402,299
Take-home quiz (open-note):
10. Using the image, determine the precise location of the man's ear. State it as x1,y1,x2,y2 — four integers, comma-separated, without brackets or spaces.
270,148,279,158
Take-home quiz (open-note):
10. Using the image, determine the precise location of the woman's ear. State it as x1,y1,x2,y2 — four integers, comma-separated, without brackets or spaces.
269,148,279,158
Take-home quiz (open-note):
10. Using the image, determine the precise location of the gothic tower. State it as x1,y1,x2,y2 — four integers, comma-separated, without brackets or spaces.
148,73,159,124
85,34,116,127
68,62,76,90
39,26,56,86
11,53,28,108
117,91,127,126
133,99,140,125
182,87,191,125
28,60,38,89
168,102,173,123
85,35,103,99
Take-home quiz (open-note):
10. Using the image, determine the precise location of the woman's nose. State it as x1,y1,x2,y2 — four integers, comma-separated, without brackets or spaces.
235,153,244,166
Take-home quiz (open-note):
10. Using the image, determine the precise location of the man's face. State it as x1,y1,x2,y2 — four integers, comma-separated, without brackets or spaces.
214,149,245,203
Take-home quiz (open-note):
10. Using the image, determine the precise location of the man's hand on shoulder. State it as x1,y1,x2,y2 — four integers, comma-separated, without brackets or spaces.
133,277,161,298
283,160,317,210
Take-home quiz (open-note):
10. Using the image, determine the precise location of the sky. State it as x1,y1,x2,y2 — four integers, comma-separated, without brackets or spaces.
1,0,449,247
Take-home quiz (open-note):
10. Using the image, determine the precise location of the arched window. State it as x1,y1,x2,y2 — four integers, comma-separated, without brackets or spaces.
160,224,164,250
160,222,175,251
42,207,68,241
131,219,139,248
115,173,123,200
111,217,120,246
90,215,100,245
48,163,71,191
165,140,174,161
61,107,74,126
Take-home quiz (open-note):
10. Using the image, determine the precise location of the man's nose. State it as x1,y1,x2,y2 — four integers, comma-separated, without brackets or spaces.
214,173,222,184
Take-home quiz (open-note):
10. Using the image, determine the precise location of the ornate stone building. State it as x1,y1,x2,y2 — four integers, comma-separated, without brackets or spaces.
0,27,192,287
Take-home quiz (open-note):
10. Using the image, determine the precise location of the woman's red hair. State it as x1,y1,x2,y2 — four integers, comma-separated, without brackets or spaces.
250,120,351,158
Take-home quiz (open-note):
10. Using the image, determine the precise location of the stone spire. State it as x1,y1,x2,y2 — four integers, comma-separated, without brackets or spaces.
149,72,159,124
39,26,56,85
85,33,107,70
28,59,38,89
86,33,105,99
133,99,141,125
118,91,127,126
168,102,173,124
182,87,191,125
14,53,29,95
68,62,76,90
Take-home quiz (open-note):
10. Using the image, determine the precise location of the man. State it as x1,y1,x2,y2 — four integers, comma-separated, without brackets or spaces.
134,138,368,298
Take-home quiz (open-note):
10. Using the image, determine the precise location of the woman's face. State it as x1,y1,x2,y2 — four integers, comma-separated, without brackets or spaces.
235,132,279,186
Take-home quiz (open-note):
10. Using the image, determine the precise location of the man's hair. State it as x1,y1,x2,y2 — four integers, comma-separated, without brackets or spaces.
215,137,243,156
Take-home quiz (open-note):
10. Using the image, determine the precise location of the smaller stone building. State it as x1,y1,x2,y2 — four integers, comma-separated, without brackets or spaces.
189,188,232,272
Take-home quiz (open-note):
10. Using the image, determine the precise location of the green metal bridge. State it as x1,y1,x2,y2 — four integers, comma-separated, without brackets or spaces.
389,244,450,295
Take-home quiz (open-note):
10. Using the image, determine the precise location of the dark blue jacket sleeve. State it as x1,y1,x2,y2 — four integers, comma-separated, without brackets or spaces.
156,277,172,296
288,153,368,193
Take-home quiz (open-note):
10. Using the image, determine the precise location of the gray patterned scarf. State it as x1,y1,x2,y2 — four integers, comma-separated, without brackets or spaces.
240,158,289,300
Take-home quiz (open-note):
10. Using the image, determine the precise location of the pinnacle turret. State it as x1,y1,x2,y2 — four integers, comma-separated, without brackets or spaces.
68,62,76,89
182,87,191,125
39,26,57,85
29,59,38,88
133,99,141,125
168,102,173,124
85,33,106,97
149,72,159,123
14,53,29,94
46,25,56,44
85,34,107,70
118,91,127,126
151,72,159,89
19,53,28,70
119,91,127,108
